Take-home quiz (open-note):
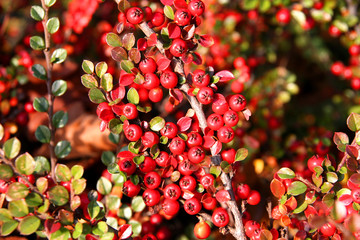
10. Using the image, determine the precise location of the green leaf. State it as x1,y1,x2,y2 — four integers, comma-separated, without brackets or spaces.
347,112,360,132
45,0,56,7
164,6,174,20
15,153,36,175
71,165,84,180
35,125,51,143
122,33,135,50
46,17,60,34
120,60,134,73
34,156,50,175
53,111,68,128
31,64,47,80
291,10,306,26
8,199,28,217
259,0,271,12
133,155,144,165
220,161,231,173
101,73,113,92
293,198,308,214
55,164,72,182
30,6,45,21
131,196,146,212
127,88,139,105
326,172,338,183
109,132,120,144
25,192,43,207
88,201,101,220
106,33,122,47
321,182,334,193
95,62,108,78
0,209,13,221
36,177,48,194
109,119,123,134
7,182,29,200
48,185,69,206
82,60,94,74
210,165,221,178
287,181,307,196
101,151,116,166
30,36,45,50
333,19,348,32
277,167,295,179
129,220,142,237
119,204,132,220
97,177,112,195
235,148,248,162
72,178,86,195
50,227,71,240
81,74,98,88
243,0,259,10
52,79,67,96
51,48,67,64
19,216,41,235
3,137,21,159
1,220,18,236
106,195,121,210
92,221,108,236
0,164,13,180
38,199,50,213
55,141,71,159
89,88,106,104
33,97,49,112
150,116,165,132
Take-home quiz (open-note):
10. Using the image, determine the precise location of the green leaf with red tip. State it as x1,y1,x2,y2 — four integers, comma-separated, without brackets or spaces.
111,47,128,62
122,33,135,50
287,181,307,196
48,185,69,206
72,179,86,195
235,148,248,162
55,164,71,182
270,179,286,198
50,227,71,240
71,195,81,211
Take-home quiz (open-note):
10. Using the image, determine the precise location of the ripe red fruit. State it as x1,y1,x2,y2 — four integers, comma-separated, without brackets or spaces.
186,131,203,147
155,151,170,167
207,113,224,130
163,183,181,200
188,146,205,164
331,62,344,76
179,175,197,191
276,8,291,24
60,181,71,192
221,148,236,164
247,190,261,205
139,156,156,173
139,57,157,74
174,9,191,26
170,38,188,57
143,189,161,207
119,158,136,175
212,208,230,227
150,213,163,225
143,73,160,90
329,25,341,37
200,174,214,188
184,197,202,215
123,180,141,197
192,69,210,88
217,126,235,143
0,180,9,193
123,103,138,120
151,12,165,27
16,111,29,126
233,57,246,70
223,110,239,127
149,87,163,102
160,122,178,139
142,221,156,235
196,87,214,105
24,101,34,113
126,7,144,25
144,171,161,189
245,220,260,238
237,184,251,199
349,44,360,56
188,0,205,16
231,80,244,93
202,196,217,210
162,199,180,216
320,222,336,237
178,160,195,176
124,124,142,142
142,131,160,148
194,221,211,239
160,71,178,89
351,77,360,90
169,137,186,155
156,226,172,240
229,94,246,111
307,155,324,172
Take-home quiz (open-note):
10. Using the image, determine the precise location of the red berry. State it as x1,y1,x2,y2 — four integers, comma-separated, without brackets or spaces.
231,80,244,93
124,124,142,142
160,122,178,139
188,0,205,16
150,213,163,225
352,189,360,203
149,87,163,102
152,12,165,27
142,131,160,148
329,25,341,37
123,180,141,197
192,69,210,88
223,110,239,127
217,126,235,143
331,62,344,76
143,73,160,90
351,77,360,90
119,158,136,175
155,151,170,167
163,183,181,200
245,220,260,238
229,94,246,111
174,9,191,26
139,157,156,173
200,174,214,188
202,196,217,210
237,184,251,199
169,137,186,155
196,87,213,105
188,146,205,164
349,44,360,56
139,57,157,74
179,175,197,191
212,208,229,227
307,155,324,172
221,148,236,164
160,71,178,89
320,222,336,237
162,199,180,216
123,103,138,120
186,131,203,147
207,113,224,130
194,221,211,239
247,190,261,205
24,101,34,113
184,197,202,215
126,7,144,25
170,39,188,57
276,8,291,24
144,171,161,189
233,57,246,70
143,189,161,207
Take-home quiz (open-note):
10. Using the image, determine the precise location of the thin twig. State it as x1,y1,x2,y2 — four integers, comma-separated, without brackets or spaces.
40,0,57,182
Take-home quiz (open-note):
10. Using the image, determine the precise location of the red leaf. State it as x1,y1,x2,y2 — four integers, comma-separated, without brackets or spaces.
157,57,171,71
169,89,184,103
119,224,132,239
117,151,135,159
97,103,115,122
147,33,157,47
304,205,318,219
119,73,135,86
192,52,202,65
123,119,129,130
201,193,213,204
203,136,216,149
348,173,360,190
174,0,187,9
215,70,234,82
111,104,123,116
177,117,192,132
110,85,126,101
161,0,174,5
181,53,193,64
285,196,297,211
99,120,107,132
199,35,214,47
338,194,353,206
168,23,181,39
137,38,147,51
210,141,222,156
213,93,227,105
270,179,285,198
242,108,252,121
215,190,231,203
182,25,196,40
45,219,61,234
161,166,174,178
346,145,360,159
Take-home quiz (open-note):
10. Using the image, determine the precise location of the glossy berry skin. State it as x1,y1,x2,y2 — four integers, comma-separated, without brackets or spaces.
178,160,195,176
123,103,138,120
212,208,230,227
194,221,211,239
149,87,163,102
150,213,163,225
329,25,341,37
119,158,137,176
188,146,205,164
229,94,246,111
221,148,236,164
143,73,160,90
352,189,360,203
276,8,291,24
307,155,324,172
217,126,235,143
179,175,197,191
184,197,202,215
197,87,214,105
245,220,260,238
124,124,142,142
170,38,188,57
142,131,159,148
174,9,191,26
163,183,181,200
144,171,161,189
160,71,178,89
139,157,156,173
223,110,239,127
233,57,246,70
169,137,186,155
247,190,261,205
331,62,344,76
143,189,161,207
187,131,203,147
202,196,217,210
162,199,180,216
126,7,144,25
351,78,360,90
123,180,141,197
156,151,170,167
192,69,210,88
160,122,178,139
207,113,224,130
200,174,215,188
151,12,165,27
24,101,34,113
237,184,251,199
139,57,157,74
320,223,336,237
